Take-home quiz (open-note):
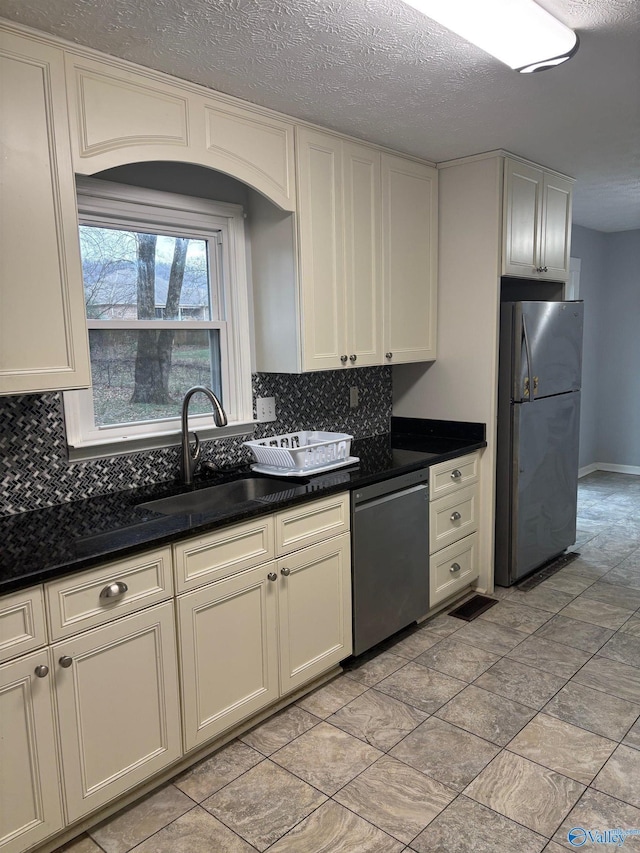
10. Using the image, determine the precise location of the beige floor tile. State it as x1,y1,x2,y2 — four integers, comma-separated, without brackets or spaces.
592,744,640,808
506,635,591,679
464,751,585,837
268,800,404,853
375,660,465,713
296,675,367,718
597,632,640,667
334,755,455,844
202,760,326,851
543,681,640,741
240,705,319,755
344,651,407,686
572,657,640,704
414,637,500,681
446,619,528,655
386,627,441,659
508,713,616,784
533,614,614,653
478,600,553,634
620,615,640,638
327,687,427,751
419,613,463,638
270,721,381,795
173,740,263,802
389,716,500,792
435,685,536,746
410,795,547,853
473,658,567,710
56,837,104,853
623,717,640,750
552,789,640,850
129,806,254,852
559,596,634,630
89,785,194,853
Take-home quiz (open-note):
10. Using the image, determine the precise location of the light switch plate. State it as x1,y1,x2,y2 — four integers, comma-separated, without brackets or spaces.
256,396,277,422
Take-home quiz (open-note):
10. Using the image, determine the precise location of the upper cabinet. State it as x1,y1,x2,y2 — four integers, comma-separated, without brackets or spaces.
502,157,573,281
64,55,297,212
0,31,91,395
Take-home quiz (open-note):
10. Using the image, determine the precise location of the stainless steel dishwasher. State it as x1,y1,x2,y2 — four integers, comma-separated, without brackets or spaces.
351,467,430,656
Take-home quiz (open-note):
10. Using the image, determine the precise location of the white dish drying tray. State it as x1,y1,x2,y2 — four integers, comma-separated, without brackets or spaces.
251,457,360,478
244,431,357,476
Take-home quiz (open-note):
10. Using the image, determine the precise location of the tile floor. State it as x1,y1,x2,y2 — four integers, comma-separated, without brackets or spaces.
59,471,640,853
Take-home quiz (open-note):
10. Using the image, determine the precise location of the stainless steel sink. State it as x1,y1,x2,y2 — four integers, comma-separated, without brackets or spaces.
137,477,294,516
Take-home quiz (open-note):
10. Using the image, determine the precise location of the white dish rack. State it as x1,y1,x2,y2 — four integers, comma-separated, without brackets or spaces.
244,431,357,475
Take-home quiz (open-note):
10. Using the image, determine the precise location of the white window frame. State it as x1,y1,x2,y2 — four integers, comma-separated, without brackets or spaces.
64,177,254,460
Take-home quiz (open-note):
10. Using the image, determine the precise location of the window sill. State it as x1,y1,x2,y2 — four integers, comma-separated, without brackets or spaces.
67,421,257,463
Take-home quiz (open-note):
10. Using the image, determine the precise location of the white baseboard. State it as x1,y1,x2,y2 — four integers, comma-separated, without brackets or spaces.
579,462,640,478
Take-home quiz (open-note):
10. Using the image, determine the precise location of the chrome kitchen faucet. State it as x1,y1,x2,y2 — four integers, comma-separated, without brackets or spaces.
180,386,228,484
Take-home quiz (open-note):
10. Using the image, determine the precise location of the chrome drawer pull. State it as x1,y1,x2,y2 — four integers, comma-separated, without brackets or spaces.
99,581,128,600
59,656,73,668
449,563,461,573
281,567,291,576
267,572,277,582
450,511,462,523
34,665,49,678
450,469,462,480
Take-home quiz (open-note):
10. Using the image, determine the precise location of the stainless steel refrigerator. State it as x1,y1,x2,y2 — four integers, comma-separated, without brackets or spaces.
495,300,584,586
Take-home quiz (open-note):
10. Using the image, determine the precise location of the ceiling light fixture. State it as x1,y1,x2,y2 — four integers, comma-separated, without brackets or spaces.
403,0,579,72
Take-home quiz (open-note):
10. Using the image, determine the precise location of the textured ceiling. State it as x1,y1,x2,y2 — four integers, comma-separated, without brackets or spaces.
1,0,638,231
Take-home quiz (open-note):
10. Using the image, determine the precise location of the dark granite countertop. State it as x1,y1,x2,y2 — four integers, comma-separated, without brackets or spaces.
0,418,485,595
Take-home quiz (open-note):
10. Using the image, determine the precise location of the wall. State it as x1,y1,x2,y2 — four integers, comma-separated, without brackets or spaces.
572,225,640,471
0,367,391,515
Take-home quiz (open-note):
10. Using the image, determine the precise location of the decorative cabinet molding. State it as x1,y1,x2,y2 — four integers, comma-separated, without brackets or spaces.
502,157,573,281
0,586,47,665
0,30,91,395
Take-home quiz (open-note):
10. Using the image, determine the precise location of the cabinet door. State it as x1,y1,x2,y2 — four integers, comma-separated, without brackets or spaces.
296,127,346,371
53,602,181,822
0,650,63,853
277,533,352,694
343,142,383,367
540,172,573,281
502,159,543,277
0,30,90,395
177,565,278,751
382,154,438,364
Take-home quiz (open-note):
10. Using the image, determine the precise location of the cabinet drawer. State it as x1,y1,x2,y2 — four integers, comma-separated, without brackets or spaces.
429,452,479,500
429,485,478,553
430,533,479,607
275,494,350,556
0,586,47,664
45,547,173,640
173,516,275,593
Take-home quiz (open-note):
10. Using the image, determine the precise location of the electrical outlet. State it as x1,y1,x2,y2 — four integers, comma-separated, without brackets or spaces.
349,386,359,408
256,396,277,422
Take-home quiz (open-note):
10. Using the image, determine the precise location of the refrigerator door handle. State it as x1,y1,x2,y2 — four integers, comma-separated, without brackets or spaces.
522,315,534,401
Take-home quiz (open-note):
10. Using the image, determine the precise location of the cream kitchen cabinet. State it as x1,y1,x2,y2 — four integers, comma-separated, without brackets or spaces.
503,157,573,281
64,54,296,211
295,127,383,371
177,495,351,750
382,154,438,364
0,29,91,395
428,452,481,606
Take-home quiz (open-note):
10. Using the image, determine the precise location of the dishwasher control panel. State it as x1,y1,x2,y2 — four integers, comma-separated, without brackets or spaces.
353,467,429,505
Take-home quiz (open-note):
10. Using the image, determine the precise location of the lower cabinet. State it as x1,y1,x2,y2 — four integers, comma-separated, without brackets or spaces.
53,602,182,822
178,531,352,751
0,649,63,853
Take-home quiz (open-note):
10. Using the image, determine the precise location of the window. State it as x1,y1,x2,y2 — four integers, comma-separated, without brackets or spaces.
64,178,253,458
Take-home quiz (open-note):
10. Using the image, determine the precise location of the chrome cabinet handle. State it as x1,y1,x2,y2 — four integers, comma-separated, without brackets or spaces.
267,572,277,582
340,355,348,364
349,354,357,363
450,511,462,523
449,563,461,573
385,352,393,360
281,567,291,577
59,656,73,668
100,581,128,600
34,664,49,678
450,469,462,480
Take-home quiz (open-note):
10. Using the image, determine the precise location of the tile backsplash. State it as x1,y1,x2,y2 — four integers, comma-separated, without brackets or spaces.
0,367,391,515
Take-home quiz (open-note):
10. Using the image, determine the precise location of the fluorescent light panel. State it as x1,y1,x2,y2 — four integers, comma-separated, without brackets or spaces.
404,0,578,72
